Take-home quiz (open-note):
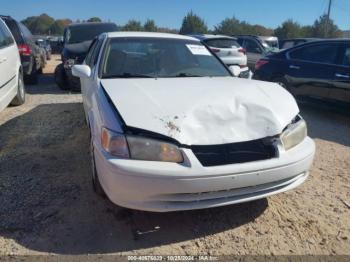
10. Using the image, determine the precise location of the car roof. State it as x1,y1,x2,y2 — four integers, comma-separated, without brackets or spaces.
189,34,237,41
105,31,199,41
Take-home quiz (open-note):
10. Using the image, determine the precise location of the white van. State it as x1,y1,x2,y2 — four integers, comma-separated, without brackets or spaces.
0,17,25,112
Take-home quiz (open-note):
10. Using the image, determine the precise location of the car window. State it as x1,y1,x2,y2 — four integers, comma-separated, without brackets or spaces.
281,41,295,49
2,19,23,44
102,38,230,78
0,20,14,47
92,39,104,66
204,39,240,49
289,44,338,64
341,46,350,67
19,23,33,42
65,24,117,44
85,39,98,66
245,39,262,54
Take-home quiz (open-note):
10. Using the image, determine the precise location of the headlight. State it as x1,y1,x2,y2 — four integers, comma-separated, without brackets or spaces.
280,118,307,150
101,128,183,163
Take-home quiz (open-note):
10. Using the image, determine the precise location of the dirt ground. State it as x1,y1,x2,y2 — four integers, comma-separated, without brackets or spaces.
0,56,349,256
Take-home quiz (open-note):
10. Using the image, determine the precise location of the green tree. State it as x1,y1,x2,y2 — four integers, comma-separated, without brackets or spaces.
87,17,102,22
22,13,55,34
122,20,143,31
144,19,157,32
49,19,72,35
311,14,342,38
179,11,208,34
274,20,303,39
214,17,241,35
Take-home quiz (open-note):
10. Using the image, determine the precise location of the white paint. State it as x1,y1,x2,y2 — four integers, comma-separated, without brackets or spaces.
101,77,299,145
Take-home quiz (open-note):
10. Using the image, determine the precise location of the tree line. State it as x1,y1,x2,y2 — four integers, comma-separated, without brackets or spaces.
21,12,343,39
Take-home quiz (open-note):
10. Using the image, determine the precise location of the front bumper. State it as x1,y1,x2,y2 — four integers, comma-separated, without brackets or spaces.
94,137,315,212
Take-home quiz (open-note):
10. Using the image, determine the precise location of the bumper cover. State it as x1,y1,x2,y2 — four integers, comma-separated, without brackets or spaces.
94,137,315,212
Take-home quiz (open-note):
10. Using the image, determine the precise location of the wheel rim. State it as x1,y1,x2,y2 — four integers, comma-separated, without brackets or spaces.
18,74,25,99
90,140,97,184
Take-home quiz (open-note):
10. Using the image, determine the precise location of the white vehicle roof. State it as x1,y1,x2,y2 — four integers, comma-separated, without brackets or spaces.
191,34,237,40
105,31,199,41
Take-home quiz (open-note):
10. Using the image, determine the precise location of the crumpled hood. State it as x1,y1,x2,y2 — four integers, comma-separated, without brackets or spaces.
101,77,299,145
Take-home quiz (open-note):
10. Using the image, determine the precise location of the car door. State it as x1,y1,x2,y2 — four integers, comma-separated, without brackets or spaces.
286,43,338,100
330,43,350,103
0,20,17,97
242,39,264,71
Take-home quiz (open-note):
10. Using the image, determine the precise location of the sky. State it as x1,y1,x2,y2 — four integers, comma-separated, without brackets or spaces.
2,0,350,30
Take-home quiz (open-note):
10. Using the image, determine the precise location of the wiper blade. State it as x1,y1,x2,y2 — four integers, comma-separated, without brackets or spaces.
103,73,155,79
173,73,202,77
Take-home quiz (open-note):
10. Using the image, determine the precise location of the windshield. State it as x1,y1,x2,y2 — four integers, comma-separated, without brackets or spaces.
101,38,231,79
66,24,117,44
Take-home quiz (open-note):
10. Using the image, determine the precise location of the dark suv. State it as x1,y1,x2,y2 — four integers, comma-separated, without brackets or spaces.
55,22,118,91
0,15,44,84
254,40,350,104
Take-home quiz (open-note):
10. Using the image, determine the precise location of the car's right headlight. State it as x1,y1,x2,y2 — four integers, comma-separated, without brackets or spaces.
101,127,183,163
280,118,307,151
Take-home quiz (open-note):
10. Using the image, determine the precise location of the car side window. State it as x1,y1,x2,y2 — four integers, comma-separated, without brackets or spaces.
92,39,104,66
85,39,98,66
0,20,14,47
289,44,338,64
282,41,294,49
245,39,262,54
341,46,350,67
19,23,33,42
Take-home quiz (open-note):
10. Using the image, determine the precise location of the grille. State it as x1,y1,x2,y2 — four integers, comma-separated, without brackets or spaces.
191,138,277,167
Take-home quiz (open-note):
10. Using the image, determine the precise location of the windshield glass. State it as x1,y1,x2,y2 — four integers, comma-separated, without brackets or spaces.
102,38,231,79
66,24,117,44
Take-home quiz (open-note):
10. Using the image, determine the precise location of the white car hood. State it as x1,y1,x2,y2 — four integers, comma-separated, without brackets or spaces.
101,77,299,145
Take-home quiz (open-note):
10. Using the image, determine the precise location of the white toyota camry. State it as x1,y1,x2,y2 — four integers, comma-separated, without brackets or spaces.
72,32,315,212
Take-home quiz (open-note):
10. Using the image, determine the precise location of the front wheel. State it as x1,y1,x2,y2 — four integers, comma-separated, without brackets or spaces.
11,71,25,106
90,138,106,197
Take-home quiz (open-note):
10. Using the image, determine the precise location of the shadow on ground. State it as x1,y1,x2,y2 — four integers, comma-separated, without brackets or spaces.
0,103,267,254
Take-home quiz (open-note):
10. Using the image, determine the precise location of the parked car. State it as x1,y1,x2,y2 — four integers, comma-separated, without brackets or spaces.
279,38,320,50
236,35,279,71
190,34,251,78
0,15,44,84
55,22,118,91
36,38,52,60
72,32,315,212
254,40,350,104
0,18,25,112
259,36,279,51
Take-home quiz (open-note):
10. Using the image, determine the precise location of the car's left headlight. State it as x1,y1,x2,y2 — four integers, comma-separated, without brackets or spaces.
101,127,184,163
280,118,307,151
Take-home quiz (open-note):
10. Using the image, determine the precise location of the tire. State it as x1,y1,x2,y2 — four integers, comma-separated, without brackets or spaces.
11,71,25,106
24,67,38,85
37,67,43,75
54,63,70,90
90,138,106,197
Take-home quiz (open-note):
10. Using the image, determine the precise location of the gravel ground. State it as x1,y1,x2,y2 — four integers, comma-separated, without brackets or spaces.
0,56,349,256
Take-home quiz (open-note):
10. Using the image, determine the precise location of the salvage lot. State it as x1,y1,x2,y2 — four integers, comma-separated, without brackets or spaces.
0,56,349,255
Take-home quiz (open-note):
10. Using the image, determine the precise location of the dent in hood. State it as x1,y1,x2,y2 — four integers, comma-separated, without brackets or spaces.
101,77,299,146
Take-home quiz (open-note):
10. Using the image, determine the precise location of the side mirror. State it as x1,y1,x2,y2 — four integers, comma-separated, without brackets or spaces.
229,65,241,77
72,65,91,78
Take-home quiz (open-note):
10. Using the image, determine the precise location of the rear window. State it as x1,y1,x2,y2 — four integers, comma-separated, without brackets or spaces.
65,24,117,44
2,18,23,44
204,38,240,49
289,44,338,64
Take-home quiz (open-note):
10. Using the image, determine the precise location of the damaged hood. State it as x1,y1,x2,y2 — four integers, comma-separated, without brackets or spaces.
101,77,299,145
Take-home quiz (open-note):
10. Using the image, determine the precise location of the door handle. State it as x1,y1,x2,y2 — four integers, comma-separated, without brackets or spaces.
335,73,350,79
0,57,7,64
289,65,300,70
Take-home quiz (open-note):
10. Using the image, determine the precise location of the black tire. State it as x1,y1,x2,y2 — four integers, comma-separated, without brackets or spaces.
90,139,106,197
37,67,43,75
24,69,38,85
54,63,70,90
11,71,25,106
